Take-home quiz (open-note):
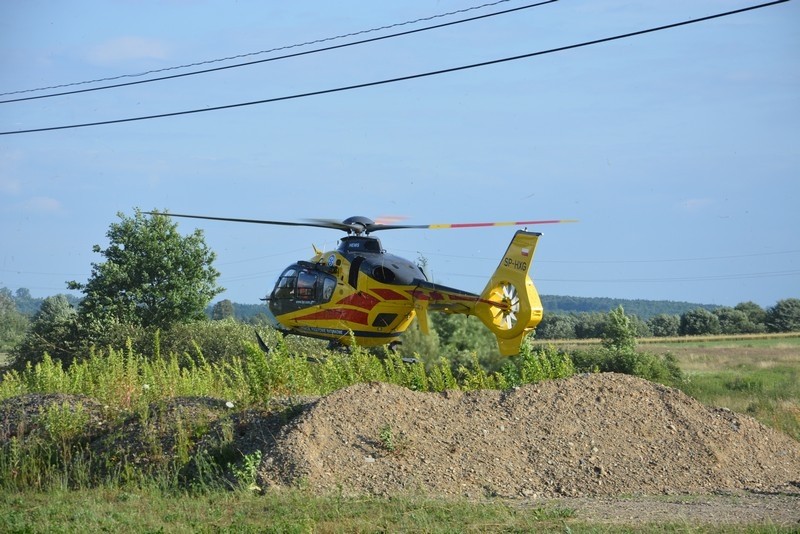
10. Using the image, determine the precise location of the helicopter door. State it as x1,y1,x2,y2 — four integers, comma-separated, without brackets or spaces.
296,270,316,301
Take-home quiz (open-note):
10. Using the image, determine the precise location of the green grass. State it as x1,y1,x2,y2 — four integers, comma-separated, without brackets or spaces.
3,487,797,533
678,363,800,440
0,487,580,533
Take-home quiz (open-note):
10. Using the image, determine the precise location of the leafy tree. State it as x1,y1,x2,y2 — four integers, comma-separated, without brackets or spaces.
431,314,502,373
735,301,767,329
0,289,29,353
628,314,652,337
765,298,800,333
397,318,441,364
679,308,721,336
601,306,637,353
68,209,224,342
12,295,78,368
534,314,577,339
571,306,682,386
211,299,235,320
573,312,605,339
648,314,680,337
432,314,495,354
12,287,43,316
715,307,760,334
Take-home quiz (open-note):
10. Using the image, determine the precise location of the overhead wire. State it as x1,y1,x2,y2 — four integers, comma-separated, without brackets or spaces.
0,0,788,136
400,248,800,264
441,269,800,283
538,270,800,283
0,0,556,103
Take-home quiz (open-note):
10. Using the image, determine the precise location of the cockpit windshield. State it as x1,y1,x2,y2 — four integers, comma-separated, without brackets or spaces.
269,264,338,315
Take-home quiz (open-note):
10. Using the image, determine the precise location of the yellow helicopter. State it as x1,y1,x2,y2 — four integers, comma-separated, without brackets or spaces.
155,213,575,356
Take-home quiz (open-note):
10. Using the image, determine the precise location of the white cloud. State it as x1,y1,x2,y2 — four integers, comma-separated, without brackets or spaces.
23,196,62,213
678,198,712,212
0,177,22,195
0,150,24,194
87,36,170,65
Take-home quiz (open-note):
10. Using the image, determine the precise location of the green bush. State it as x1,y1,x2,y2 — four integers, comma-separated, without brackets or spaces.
570,347,683,386
499,344,575,388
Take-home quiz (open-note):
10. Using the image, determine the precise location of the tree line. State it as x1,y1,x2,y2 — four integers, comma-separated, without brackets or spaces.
534,299,800,340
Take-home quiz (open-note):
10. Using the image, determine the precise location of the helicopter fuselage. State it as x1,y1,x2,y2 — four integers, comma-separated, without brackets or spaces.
264,235,479,347
151,212,562,355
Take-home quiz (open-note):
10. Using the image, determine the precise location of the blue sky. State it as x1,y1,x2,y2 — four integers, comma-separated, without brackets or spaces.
1,0,798,308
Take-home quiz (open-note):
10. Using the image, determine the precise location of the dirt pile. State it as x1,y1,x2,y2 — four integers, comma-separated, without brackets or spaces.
256,373,800,498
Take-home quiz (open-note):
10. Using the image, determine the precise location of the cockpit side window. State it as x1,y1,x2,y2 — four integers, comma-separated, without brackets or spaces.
270,266,338,316
273,268,297,299
321,276,336,302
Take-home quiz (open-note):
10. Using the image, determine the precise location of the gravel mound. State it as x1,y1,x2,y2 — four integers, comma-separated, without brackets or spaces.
0,392,111,442
256,373,800,498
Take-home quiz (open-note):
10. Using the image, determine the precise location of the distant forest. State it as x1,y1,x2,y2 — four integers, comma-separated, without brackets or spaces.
538,296,719,320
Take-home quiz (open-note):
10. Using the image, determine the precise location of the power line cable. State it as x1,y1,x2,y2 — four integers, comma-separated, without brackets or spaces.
0,0,788,136
542,250,800,264
538,269,800,283
401,248,800,264
0,0,552,102
444,269,800,282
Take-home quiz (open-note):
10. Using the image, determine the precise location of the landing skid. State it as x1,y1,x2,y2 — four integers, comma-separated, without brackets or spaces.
254,330,417,364
254,329,322,363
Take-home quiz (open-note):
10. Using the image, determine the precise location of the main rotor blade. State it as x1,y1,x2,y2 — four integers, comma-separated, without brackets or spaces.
368,219,579,232
148,212,578,234
147,212,346,231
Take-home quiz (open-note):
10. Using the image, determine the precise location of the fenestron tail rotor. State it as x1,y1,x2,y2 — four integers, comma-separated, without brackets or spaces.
487,281,521,331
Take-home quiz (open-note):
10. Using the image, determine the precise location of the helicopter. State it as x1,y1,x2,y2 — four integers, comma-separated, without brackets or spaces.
151,213,576,356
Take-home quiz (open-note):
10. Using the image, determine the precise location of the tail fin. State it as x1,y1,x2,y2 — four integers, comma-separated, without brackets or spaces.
473,231,544,356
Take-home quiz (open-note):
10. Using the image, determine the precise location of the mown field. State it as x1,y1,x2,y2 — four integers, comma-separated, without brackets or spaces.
1,334,798,533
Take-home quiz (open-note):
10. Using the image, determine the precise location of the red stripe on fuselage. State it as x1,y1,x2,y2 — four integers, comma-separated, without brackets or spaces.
338,292,380,310
295,308,369,325
371,288,408,301
408,288,505,309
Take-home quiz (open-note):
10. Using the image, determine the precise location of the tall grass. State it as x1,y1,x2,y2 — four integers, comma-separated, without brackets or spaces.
0,338,573,493
679,364,800,440
1,339,575,408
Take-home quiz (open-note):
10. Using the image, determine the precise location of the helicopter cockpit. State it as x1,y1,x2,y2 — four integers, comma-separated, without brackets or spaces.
269,261,338,315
